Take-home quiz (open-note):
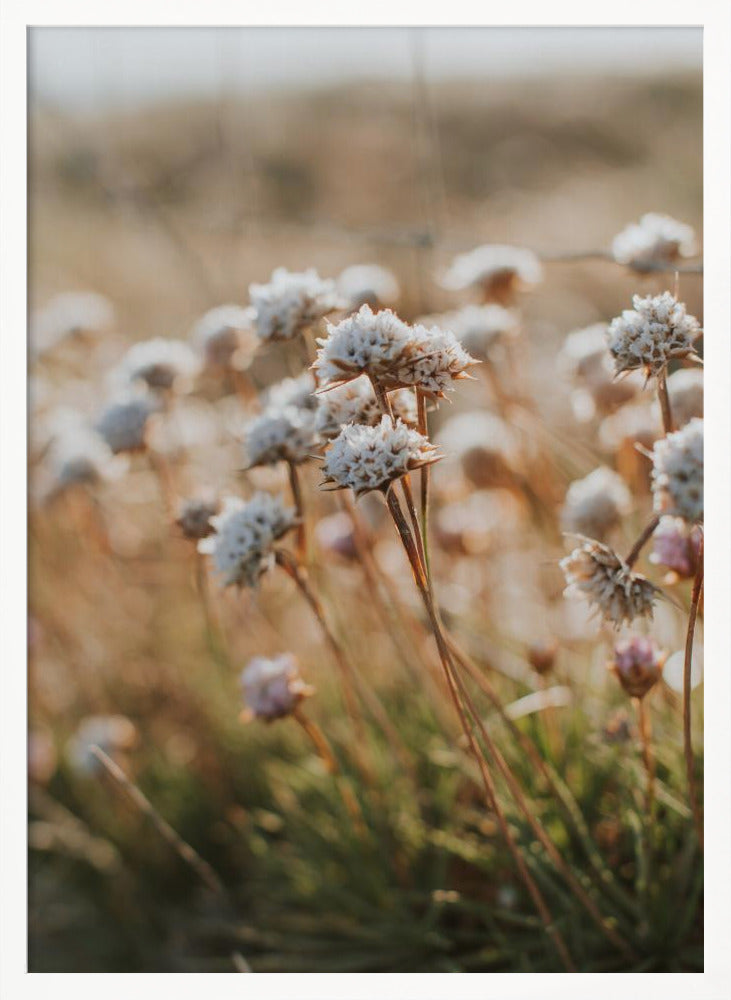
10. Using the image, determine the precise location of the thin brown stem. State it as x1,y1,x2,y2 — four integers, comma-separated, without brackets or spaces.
147,447,177,521
416,389,432,581
287,461,308,564
683,535,704,849
657,368,674,435
625,514,661,569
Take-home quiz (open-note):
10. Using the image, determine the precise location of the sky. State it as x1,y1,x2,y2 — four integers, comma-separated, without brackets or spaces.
29,26,702,112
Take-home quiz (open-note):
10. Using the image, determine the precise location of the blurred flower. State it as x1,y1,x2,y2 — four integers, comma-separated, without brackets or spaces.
560,538,658,628
115,338,200,393
95,393,160,454
28,728,57,784
264,372,318,412
337,264,400,310
249,268,341,341
436,412,522,489
435,489,522,555
190,304,258,371
528,639,559,677
67,715,137,775
315,375,416,440
176,495,221,540
607,292,701,378
610,636,666,699
665,368,703,428
649,515,702,579
47,426,125,491
598,401,659,494
561,466,632,540
441,244,542,303
321,416,440,497
602,709,633,744
198,493,296,588
559,323,640,416
651,417,703,523
243,406,318,468
611,213,697,271
241,653,313,722
315,511,359,560
31,291,114,357
663,644,703,693
445,303,520,361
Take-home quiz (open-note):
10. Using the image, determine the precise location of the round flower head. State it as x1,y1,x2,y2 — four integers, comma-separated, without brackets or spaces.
249,267,341,342
650,515,702,579
96,394,160,454
651,417,703,523
315,375,416,441
446,304,520,361
321,416,441,497
607,292,701,378
191,304,258,371
560,538,658,629
436,411,522,489
176,495,221,540
117,337,200,392
314,305,415,389
561,467,632,540
241,653,314,722
31,291,114,357
263,372,317,412
666,368,703,428
48,426,124,491
67,715,137,775
198,492,296,588
611,213,697,272
243,406,318,468
441,244,543,303
610,637,667,699
337,264,400,310
393,323,478,398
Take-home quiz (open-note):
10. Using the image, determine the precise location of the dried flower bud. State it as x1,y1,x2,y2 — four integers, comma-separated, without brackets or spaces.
528,640,559,677
176,496,221,540
441,244,542,304
607,292,701,378
561,467,632,540
116,338,200,392
610,637,666,698
96,394,160,454
191,304,258,371
560,538,658,629
48,426,125,491
241,653,313,722
611,213,697,272
651,417,703,523
243,406,318,468
249,268,341,341
264,372,318,412
649,515,702,579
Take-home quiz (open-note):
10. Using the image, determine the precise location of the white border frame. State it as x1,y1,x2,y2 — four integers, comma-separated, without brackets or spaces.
2,5,729,997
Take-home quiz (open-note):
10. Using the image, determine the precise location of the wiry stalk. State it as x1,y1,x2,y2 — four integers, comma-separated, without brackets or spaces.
625,514,661,569
683,534,704,849
416,389,432,581
287,461,308,564
656,368,674,435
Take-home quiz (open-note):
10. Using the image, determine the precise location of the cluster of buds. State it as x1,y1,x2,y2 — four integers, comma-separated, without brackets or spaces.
560,538,658,629
606,292,701,378
609,637,666,699
240,653,314,722
249,268,341,341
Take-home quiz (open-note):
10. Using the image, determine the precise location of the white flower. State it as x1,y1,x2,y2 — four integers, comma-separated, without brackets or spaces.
314,375,416,440
436,411,522,488
321,416,440,497
96,394,160,454
561,467,632,540
31,292,114,357
198,493,296,588
394,324,477,398
445,304,520,361
67,715,137,775
612,213,697,271
666,368,703,428
243,406,318,467
651,417,703,522
249,268,341,341
263,372,317,412
116,338,200,392
337,264,400,310
176,496,221,540
241,653,313,722
607,292,701,377
191,304,257,370
441,244,543,301
560,323,641,418
650,515,702,578
560,538,658,628
48,426,125,490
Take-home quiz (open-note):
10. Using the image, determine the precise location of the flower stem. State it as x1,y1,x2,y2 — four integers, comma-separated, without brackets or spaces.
683,534,704,849
636,696,656,821
416,389,432,582
287,461,308,564
625,514,661,569
657,368,674,435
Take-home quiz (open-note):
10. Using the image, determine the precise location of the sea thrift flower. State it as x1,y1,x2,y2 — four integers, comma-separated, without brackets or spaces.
559,323,639,416
117,338,200,392
436,412,522,488
198,493,296,588
441,244,542,303
321,416,440,497
607,293,701,377
561,467,632,540
610,637,667,699
176,495,221,540
650,515,702,579
651,417,703,522
243,406,318,468
191,304,257,371
395,324,477,398
249,268,341,341
314,376,416,440
48,427,124,490
96,394,159,454
337,264,400,310
446,304,520,361
32,291,114,356
241,653,313,722
67,715,137,775
560,538,658,628
611,213,697,272
666,368,703,428
263,372,317,412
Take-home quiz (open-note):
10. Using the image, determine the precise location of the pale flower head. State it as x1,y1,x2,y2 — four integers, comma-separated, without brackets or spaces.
198,492,296,588
96,393,160,454
191,304,258,371
559,323,641,418
393,323,478,398
441,244,543,303
610,637,667,699
651,417,703,523
321,416,440,497
241,653,314,722
176,495,221,540
560,538,658,629
314,375,416,441
650,515,702,579
561,467,632,540
243,406,318,468
337,264,400,310
314,305,414,389
31,291,114,357
611,213,697,271
445,304,520,361
48,426,125,491
116,338,200,392
665,368,703,428
249,267,341,341
263,372,317,412
436,411,522,488
607,292,701,377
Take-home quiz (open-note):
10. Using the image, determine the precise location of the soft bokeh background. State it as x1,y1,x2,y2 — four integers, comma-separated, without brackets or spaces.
28,27,703,973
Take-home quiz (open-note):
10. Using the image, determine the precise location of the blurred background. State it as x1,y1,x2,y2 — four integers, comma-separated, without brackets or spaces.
28,27,703,973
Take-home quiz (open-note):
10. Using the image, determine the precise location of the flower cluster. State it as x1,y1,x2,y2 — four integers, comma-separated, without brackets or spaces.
117,338,200,392
612,213,697,271
666,368,703,428
650,515,702,579
32,292,114,357
314,375,416,441
559,323,639,417
176,495,221,540
198,493,296,588
48,426,124,491
321,416,440,497
445,304,519,361
651,417,703,523
240,653,313,722
561,466,632,540
191,304,257,371
610,637,666,699
441,244,542,303
249,268,341,341
337,264,400,310
96,394,160,454
436,411,522,489
560,538,658,628
606,292,701,377
243,406,318,468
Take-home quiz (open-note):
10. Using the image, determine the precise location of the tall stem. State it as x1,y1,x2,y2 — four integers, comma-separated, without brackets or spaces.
657,368,674,435
416,389,432,582
625,514,661,569
636,697,656,820
287,461,308,564
683,534,704,849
